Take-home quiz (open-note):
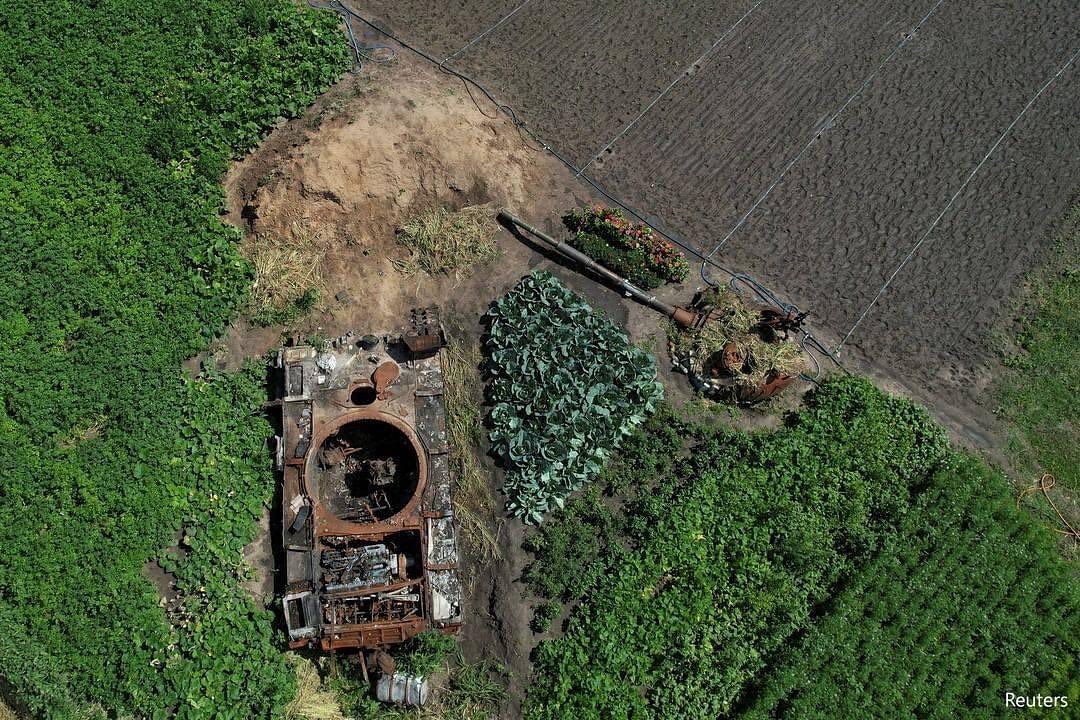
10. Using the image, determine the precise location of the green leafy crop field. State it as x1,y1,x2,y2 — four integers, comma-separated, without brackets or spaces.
0,1,347,716
523,377,1078,719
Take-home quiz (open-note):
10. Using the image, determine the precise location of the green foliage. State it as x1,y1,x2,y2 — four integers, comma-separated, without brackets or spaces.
569,231,665,290
563,206,689,285
440,659,509,719
524,377,1078,719
395,631,458,678
0,366,294,719
329,648,507,720
998,203,1079,494
251,287,321,327
0,0,348,716
522,486,623,603
525,376,955,719
328,663,373,719
530,601,561,634
739,455,1079,718
484,272,663,523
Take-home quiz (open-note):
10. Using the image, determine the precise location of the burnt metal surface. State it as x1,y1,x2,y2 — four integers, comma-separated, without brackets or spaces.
275,309,462,651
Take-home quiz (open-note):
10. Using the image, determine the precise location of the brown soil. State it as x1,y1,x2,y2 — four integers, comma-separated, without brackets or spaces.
354,0,1080,453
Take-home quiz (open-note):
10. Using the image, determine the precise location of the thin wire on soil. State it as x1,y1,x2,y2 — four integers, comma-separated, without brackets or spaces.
576,0,767,175
442,0,536,65
1017,473,1080,542
698,0,947,275
837,43,1080,352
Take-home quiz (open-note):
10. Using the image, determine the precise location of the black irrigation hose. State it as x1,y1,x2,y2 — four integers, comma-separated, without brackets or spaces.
309,0,396,71
317,1,849,378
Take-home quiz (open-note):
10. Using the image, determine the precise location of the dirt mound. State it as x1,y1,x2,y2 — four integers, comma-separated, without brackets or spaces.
224,57,571,341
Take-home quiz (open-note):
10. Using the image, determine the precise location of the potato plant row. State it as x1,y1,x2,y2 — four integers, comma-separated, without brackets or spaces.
0,1,348,716
740,456,1078,718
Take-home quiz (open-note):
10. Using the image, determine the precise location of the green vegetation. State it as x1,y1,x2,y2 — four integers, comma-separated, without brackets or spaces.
485,273,663,522
1,367,294,718
529,601,561,634
0,0,348,716
396,631,459,678
394,205,500,276
523,377,1078,719
442,340,500,567
318,642,506,720
252,287,321,327
521,486,620,605
999,203,1079,496
563,206,689,289
740,455,1079,718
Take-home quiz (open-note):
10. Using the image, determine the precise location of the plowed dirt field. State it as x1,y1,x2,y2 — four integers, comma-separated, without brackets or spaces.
349,0,1079,429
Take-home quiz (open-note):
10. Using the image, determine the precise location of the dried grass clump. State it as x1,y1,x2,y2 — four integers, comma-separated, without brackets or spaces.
442,340,501,570
284,656,345,720
394,205,499,277
243,221,331,316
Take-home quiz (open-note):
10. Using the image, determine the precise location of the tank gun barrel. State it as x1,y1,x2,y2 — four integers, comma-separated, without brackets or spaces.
497,210,698,328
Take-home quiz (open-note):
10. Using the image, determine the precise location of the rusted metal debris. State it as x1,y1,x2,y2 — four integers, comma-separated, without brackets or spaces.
274,309,462,652
676,291,801,404
756,306,809,340
498,210,801,403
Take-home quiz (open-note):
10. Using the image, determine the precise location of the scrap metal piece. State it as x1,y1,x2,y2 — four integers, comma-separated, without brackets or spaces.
402,306,446,355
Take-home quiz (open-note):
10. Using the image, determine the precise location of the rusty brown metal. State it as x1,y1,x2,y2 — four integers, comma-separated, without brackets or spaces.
373,362,400,399
276,317,462,654
755,306,809,340
403,306,446,355
719,342,745,375
735,371,797,403
499,210,706,328
670,305,700,329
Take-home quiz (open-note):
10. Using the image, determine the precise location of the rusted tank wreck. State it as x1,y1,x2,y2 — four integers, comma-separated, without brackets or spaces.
274,308,462,652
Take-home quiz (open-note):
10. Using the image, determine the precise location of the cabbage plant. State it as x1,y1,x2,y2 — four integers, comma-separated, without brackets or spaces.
485,272,663,522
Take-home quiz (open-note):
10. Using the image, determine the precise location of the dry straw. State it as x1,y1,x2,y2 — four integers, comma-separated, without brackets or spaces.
394,205,499,277
441,340,501,569
243,220,332,314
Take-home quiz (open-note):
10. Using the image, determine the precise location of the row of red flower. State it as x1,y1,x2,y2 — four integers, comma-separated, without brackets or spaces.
562,205,690,283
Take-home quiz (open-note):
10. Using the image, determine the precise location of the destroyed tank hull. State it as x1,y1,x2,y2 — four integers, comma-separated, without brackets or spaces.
274,308,461,651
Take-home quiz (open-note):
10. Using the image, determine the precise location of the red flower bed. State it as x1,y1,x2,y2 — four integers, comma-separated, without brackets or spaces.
562,205,690,284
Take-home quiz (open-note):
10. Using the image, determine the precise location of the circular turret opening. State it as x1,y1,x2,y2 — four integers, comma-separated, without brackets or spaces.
314,419,420,522
350,384,377,405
